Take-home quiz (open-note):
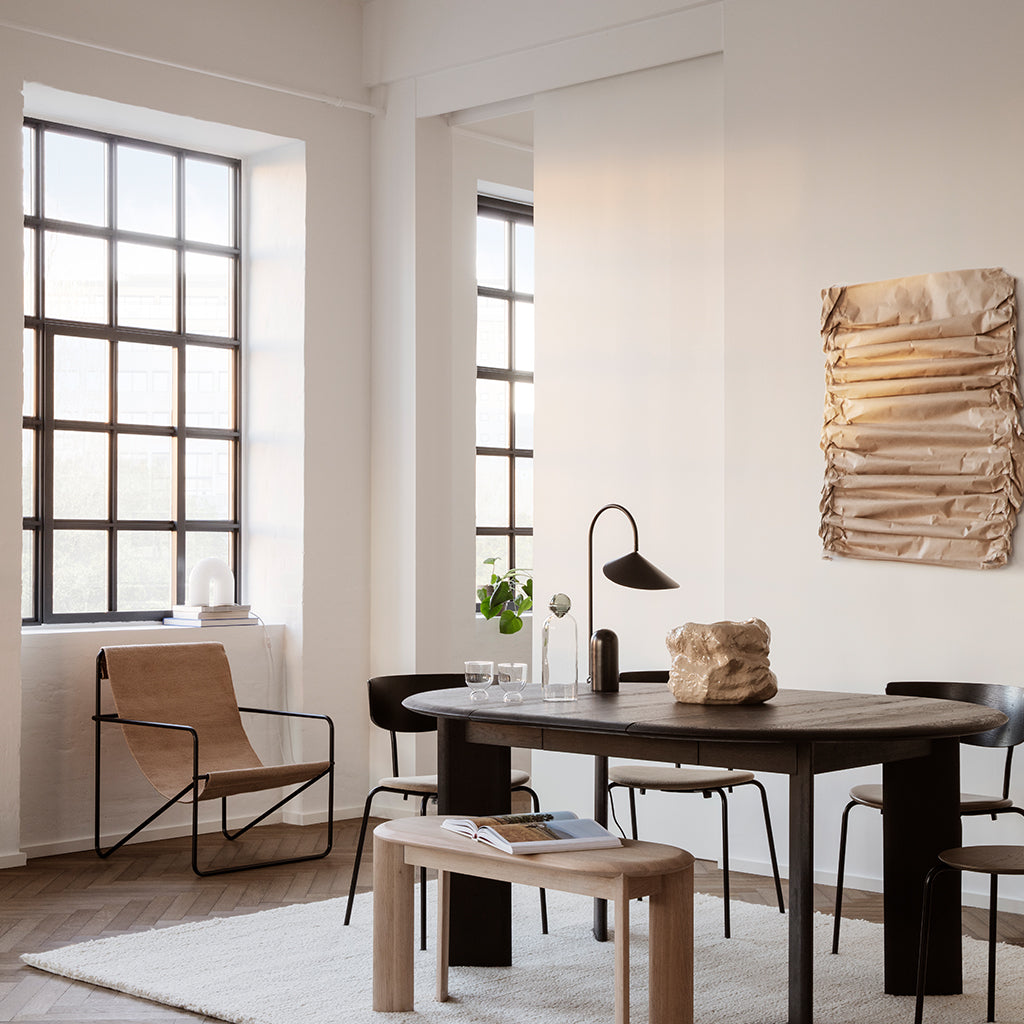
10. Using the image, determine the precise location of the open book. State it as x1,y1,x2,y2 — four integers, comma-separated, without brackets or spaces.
440,810,621,855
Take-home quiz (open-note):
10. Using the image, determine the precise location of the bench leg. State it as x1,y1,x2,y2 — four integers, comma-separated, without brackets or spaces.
372,836,415,1011
647,866,694,1024
614,884,630,1024
436,869,450,1002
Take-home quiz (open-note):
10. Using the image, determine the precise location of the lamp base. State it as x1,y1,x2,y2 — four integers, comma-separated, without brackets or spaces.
589,628,619,692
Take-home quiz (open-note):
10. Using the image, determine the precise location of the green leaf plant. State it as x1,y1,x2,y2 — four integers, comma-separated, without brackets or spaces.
477,558,534,635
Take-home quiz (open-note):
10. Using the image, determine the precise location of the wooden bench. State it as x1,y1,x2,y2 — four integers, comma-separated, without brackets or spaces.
372,815,694,1024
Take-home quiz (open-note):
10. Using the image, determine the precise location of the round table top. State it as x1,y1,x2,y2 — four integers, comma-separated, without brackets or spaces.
403,683,1007,743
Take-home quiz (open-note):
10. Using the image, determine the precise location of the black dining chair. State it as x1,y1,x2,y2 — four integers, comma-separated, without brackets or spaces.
832,680,1024,955
343,673,547,950
915,845,1024,1023
607,670,786,938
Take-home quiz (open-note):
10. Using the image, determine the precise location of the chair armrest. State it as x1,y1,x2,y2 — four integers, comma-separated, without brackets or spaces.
236,708,335,762
93,713,199,740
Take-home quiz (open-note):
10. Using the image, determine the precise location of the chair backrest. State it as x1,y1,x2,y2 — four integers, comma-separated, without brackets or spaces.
367,673,465,735
619,670,669,684
98,642,261,799
885,680,1024,749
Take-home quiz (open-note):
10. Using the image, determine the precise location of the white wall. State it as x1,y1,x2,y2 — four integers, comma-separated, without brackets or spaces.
3,0,372,861
531,55,728,839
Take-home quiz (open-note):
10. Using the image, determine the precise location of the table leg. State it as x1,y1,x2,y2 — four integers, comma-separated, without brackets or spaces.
789,745,814,1024
882,738,962,995
372,834,414,1011
594,753,610,941
436,717,512,966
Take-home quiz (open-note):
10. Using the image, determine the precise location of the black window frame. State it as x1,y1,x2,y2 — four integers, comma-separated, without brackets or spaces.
22,118,242,624
475,195,534,600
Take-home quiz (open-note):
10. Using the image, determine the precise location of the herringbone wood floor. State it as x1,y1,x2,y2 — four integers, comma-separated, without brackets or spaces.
2,818,1021,1022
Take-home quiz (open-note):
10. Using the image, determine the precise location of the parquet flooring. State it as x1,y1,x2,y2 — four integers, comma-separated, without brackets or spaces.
1,818,1021,1022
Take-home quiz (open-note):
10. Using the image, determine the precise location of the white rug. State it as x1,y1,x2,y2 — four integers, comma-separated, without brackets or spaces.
22,885,1024,1024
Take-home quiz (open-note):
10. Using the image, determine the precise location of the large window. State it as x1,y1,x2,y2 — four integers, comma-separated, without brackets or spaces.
22,120,241,623
475,196,534,597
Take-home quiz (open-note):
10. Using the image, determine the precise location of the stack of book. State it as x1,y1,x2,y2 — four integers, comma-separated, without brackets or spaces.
162,604,257,627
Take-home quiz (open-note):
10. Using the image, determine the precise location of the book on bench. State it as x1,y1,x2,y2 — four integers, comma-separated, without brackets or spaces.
440,810,621,855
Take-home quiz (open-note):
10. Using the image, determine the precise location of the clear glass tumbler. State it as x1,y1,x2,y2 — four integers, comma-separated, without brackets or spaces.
497,662,528,703
464,660,493,701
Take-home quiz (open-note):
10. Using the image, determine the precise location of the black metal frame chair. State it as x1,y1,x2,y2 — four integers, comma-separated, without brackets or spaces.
915,845,1024,1023
94,643,335,877
607,670,786,937
832,680,1024,954
343,672,547,950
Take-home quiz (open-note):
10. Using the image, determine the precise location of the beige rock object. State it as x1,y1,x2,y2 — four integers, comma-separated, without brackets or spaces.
666,618,778,705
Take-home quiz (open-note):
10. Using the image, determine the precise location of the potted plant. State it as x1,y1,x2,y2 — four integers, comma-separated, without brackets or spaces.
478,558,533,634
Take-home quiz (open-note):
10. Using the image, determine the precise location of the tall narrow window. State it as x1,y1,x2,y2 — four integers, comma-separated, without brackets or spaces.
475,196,534,599
22,120,242,623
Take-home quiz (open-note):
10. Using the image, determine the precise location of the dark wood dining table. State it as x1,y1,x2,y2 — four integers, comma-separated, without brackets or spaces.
403,683,1006,1024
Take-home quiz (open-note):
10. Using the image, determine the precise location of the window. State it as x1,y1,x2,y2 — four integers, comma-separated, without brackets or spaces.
22,119,241,623
475,196,534,597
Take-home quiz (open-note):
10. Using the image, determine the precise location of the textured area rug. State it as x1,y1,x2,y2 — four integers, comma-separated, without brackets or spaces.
22,885,1024,1024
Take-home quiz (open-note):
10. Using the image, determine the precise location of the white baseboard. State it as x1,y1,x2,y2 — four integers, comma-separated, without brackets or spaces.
0,851,27,869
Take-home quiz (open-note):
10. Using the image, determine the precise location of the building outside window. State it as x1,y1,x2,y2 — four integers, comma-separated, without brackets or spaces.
22,119,241,623
475,196,534,601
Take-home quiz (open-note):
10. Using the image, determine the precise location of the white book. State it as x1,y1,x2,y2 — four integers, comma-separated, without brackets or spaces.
163,616,257,627
440,811,621,855
171,604,251,619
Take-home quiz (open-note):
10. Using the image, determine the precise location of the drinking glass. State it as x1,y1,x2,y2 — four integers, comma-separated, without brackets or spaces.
497,662,528,703
464,660,493,701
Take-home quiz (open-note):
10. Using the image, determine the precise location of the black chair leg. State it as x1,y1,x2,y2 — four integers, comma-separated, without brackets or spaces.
831,799,857,954
915,864,951,1024
751,779,785,913
988,873,998,1023
716,788,731,938
521,785,549,935
419,794,431,951
627,787,639,841
344,788,382,926
607,784,628,839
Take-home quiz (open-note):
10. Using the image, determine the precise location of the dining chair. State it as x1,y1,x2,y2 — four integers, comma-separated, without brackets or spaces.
343,672,547,950
915,844,1024,1023
94,642,335,876
607,670,786,938
831,680,1024,954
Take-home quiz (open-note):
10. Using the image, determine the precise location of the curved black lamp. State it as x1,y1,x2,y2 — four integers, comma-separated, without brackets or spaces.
587,503,678,941
587,503,679,689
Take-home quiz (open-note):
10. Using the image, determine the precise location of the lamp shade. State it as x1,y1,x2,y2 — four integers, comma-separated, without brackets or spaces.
602,550,678,591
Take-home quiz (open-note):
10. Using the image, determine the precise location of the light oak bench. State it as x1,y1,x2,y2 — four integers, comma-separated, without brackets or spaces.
372,815,694,1024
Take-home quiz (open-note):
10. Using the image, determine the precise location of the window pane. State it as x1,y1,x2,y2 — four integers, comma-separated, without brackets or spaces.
185,159,232,245
476,535,509,591
23,329,35,417
53,431,108,519
117,531,172,610
477,297,508,368
513,534,533,575
514,222,534,294
24,227,35,317
186,532,233,584
44,131,106,226
22,531,34,619
53,335,108,422
117,342,174,426
476,455,509,528
514,301,534,373
515,457,534,528
22,430,34,518
513,380,534,449
44,231,108,323
23,124,33,214
117,242,176,330
185,251,233,337
186,438,232,519
117,145,175,236
52,530,106,613
186,345,234,428
118,434,172,520
476,378,509,448
476,215,507,289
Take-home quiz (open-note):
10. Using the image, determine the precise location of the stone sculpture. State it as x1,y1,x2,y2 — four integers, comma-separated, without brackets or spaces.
666,618,777,705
